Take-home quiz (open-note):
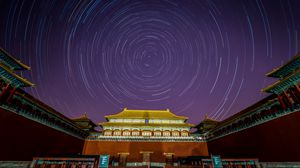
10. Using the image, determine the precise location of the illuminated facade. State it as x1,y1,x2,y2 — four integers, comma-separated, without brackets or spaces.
99,108,193,137
83,108,207,166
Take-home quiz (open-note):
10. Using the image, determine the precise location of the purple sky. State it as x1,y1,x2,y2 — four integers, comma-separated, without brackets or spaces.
0,0,299,125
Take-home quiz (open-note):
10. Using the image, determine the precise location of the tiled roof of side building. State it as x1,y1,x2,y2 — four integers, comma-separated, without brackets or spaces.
72,113,97,126
104,108,188,120
194,114,219,128
262,68,300,94
0,62,34,87
0,47,31,71
266,52,300,78
72,113,89,121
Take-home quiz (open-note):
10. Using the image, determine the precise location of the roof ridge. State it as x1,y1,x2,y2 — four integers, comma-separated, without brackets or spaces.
104,108,188,120
123,108,170,112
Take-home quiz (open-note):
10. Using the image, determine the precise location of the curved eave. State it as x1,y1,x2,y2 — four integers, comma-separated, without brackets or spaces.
266,52,300,78
202,118,219,123
265,68,280,78
72,115,89,121
261,81,280,93
195,119,219,127
0,47,31,71
72,118,89,121
72,118,97,127
98,122,194,128
262,69,300,94
0,63,34,87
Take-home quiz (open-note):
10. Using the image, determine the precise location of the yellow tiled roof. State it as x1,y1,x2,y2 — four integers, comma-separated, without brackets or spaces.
99,122,194,127
105,108,188,120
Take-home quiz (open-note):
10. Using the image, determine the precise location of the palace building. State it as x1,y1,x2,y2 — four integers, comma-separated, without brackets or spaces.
1,47,300,168
99,108,193,137
83,108,207,167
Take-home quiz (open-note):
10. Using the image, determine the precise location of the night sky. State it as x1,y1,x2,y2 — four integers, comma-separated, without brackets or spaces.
0,0,299,125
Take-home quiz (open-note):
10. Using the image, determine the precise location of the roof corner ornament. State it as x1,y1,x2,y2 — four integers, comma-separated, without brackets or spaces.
205,114,208,119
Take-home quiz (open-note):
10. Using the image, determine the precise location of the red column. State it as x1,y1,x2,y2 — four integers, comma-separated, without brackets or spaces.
6,86,16,103
295,84,300,93
0,83,10,98
277,95,286,109
289,88,300,104
0,83,11,103
292,85,300,100
282,91,293,106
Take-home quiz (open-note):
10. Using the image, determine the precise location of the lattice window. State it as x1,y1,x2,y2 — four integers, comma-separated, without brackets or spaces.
132,131,140,136
163,131,171,136
142,131,152,136
154,131,161,136
122,131,131,136
172,131,179,136
113,130,121,136
104,131,112,136
181,132,188,137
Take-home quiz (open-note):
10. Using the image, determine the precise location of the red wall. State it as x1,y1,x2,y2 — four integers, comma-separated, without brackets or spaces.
83,140,208,162
208,111,300,162
0,108,84,161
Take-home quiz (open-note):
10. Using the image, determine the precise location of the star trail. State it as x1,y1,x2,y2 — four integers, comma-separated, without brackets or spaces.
0,0,299,124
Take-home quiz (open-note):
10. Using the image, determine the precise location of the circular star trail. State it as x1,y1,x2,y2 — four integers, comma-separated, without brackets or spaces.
0,0,299,124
